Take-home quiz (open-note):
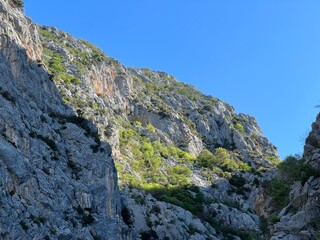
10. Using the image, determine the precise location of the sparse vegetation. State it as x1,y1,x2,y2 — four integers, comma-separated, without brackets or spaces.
268,155,319,209
35,19,293,239
119,127,195,184
265,155,280,165
146,124,156,133
80,39,108,63
147,185,204,215
40,28,109,89
268,178,290,208
277,155,318,184
234,122,245,133
198,148,252,174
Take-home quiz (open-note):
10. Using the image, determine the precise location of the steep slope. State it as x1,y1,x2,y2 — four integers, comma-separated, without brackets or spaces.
0,1,126,239
37,18,280,240
0,1,286,239
270,114,320,240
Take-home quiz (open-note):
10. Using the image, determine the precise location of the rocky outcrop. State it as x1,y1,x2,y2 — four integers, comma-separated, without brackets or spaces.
123,188,220,240
0,0,290,239
35,22,282,239
270,114,320,240
32,10,285,240
0,0,126,239
0,0,42,61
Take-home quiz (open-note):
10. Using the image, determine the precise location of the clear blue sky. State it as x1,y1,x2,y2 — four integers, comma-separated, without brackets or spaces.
24,0,320,159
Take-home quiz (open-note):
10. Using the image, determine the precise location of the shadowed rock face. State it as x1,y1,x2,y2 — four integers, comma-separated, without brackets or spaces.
0,1,126,239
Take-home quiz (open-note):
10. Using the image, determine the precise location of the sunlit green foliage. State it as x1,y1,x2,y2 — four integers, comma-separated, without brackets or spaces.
40,29,55,40
80,39,108,63
198,148,252,173
136,69,218,108
118,126,195,190
146,124,156,133
265,155,281,165
234,122,245,133
41,48,81,85
40,28,109,85
134,121,142,126
166,165,192,185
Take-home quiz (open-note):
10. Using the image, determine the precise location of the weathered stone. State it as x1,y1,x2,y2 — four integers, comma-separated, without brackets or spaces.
0,1,126,239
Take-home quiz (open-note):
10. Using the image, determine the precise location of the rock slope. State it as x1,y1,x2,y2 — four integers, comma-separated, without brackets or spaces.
0,0,291,239
270,114,320,240
0,1,126,239
37,14,280,240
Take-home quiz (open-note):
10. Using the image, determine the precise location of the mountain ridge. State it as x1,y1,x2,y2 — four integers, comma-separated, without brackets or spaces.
37,23,279,239
2,1,320,239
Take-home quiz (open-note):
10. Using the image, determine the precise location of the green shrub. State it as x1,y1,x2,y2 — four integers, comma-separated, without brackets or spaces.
30,132,57,152
234,122,245,133
147,186,204,215
278,155,317,184
80,39,108,63
150,204,161,215
67,160,82,176
259,216,268,234
229,175,246,188
269,214,280,224
268,178,290,208
198,149,217,167
134,121,142,126
118,127,194,189
40,29,55,40
268,155,319,209
198,148,251,172
146,124,156,133
166,165,192,186
265,155,280,165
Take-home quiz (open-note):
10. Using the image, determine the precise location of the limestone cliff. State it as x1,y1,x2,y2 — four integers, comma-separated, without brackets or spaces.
37,20,280,240
0,0,289,239
0,1,126,239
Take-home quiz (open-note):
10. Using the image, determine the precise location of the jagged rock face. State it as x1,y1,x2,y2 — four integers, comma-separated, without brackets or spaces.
270,114,320,240
0,1,126,239
0,1,42,61
128,68,278,161
304,113,320,169
0,0,285,239
123,188,220,240
35,9,283,240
